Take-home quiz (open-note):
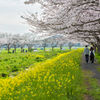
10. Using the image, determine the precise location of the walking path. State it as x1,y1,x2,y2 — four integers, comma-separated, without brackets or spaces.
81,53,100,80
81,53,100,100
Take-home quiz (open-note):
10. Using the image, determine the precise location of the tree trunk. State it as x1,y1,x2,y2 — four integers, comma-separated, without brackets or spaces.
94,46,96,53
28,47,30,51
44,47,45,51
52,46,54,51
21,47,23,52
7,44,10,53
97,46,100,53
14,45,16,53
69,46,71,50
60,45,63,50
26,44,29,51
60,46,62,50
21,47,23,50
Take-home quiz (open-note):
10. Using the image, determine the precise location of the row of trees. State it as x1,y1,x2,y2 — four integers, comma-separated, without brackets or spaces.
0,32,77,53
0,32,36,53
22,0,100,53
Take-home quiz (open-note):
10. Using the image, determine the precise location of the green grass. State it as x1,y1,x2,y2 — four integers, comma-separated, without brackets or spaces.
95,53,100,72
0,48,70,78
89,78,100,99
95,53,100,63
82,70,100,100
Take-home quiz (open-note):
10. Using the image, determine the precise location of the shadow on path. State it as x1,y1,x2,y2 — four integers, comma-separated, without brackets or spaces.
81,53,100,80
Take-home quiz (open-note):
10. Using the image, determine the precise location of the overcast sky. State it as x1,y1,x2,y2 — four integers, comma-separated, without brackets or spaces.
0,0,42,34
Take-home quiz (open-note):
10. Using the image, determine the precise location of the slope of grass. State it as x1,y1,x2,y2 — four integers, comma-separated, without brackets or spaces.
0,49,83,100
0,48,70,78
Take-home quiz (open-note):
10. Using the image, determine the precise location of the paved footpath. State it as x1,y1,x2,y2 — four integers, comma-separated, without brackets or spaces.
81,53,100,80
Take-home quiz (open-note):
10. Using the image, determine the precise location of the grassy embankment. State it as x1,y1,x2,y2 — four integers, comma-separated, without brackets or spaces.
0,49,84,100
0,48,70,78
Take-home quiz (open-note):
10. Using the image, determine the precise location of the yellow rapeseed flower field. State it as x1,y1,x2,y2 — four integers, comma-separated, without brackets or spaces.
0,49,83,100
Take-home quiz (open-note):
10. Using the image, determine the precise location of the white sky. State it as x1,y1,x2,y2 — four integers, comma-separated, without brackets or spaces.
0,0,42,34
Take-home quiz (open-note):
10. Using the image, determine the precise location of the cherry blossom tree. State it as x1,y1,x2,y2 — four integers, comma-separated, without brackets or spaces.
47,35,58,51
21,33,39,51
22,0,100,52
0,33,7,50
11,34,22,53
38,37,49,51
18,39,28,52
6,38,14,53
1,33,15,53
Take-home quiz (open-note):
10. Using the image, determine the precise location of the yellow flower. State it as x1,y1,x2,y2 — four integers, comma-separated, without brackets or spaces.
32,94,36,97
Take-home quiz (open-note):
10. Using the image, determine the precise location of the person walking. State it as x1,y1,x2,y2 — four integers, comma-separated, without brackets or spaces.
90,46,95,63
84,45,89,63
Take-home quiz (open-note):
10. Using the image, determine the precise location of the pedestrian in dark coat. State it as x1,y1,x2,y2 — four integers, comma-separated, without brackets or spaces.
90,46,95,63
